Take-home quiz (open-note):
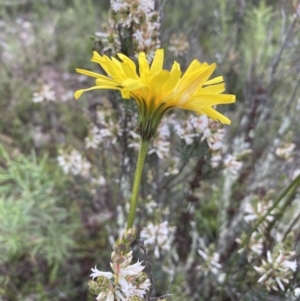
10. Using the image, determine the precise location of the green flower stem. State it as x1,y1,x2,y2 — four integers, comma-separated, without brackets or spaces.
127,138,150,229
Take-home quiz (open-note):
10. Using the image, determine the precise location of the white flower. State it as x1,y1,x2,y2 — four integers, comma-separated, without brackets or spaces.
164,157,180,177
138,0,155,13
174,115,208,145
198,248,222,275
92,176,107,187
211,153,222,168
33,84,56,103
148,140,170,159
57,149,91,178
144,198,157,214
169,33,190,56
96,291,114,301
282,258,297,272
294,287,300,297
85,121,119,149
254,249,297,291
205,128,224,151
236,231,264,259
244,198,276,230
90,266,114,280
118,261,145,276
110,0,127,12
223,154,242,175
275,143,295,161
90,230,151,301
141,221,175,258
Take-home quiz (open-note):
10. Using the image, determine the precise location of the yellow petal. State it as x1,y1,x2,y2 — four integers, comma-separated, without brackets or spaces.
150,49,164,74
75,69,114,82
182,94,236,109
181,60,205,79
138,52,149,80
204,76,224,85
121,62,139,79
201,106,231,124
162,68,181,97
176,64,217,103
91,51,104,64
90,52,114,77
149,70,170,101
74,85,121,99
121,89,131,99
199,83,225,94
122,78,146,91
91,54,113,77
103,56,125,81
170,61,181,73
95,79,120,87
111,57,130,81
91,53,123,82
117,53,137,76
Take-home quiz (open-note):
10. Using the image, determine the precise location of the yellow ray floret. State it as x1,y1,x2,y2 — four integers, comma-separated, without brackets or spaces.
74,49,236,124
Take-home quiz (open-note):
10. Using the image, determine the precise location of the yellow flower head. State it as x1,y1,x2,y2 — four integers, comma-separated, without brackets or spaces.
74,49,235,139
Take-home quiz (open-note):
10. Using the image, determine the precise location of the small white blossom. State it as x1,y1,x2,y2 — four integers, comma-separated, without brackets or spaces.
96,291,114,301
205,128,224,151
244,198,276,231
108,0,160,57
294,287,300,297
148,140,170,159
116,261,145,277
149,121,171,159
254,249,297,291
275,143,295,161
92,176,107,187
90,266,113,280
174,115,208,145
33,84,56,103
140,221,175,258
169,33,190,56
198,248,222,275
175,115,225,151
223,154,243,175
236,231,264,260
144,197,158,214
85,111,120,149
57,149,91,178
164,157,180,177
129,121,171,159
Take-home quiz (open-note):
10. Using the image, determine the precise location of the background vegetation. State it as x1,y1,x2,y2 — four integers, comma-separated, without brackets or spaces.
0,0,300,300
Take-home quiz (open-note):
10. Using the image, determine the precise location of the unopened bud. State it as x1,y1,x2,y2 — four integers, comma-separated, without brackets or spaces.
115,256,126,265
113,243,129,255
88,280,103,295
97,275,110,288
123,228,137,244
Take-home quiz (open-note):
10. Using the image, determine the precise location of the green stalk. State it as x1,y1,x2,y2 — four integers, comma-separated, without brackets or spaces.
127,138,150,229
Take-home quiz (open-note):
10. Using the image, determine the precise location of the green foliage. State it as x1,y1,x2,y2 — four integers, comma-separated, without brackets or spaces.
0,145,79,299
242,1,278,74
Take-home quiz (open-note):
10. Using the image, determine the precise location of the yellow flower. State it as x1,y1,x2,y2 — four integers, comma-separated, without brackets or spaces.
74,49,235,139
